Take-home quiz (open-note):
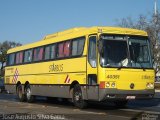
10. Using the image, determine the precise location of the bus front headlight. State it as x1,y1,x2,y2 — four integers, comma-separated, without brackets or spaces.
146,83,154,89
111,82,116,88
106,82,110,88
106,82,116,88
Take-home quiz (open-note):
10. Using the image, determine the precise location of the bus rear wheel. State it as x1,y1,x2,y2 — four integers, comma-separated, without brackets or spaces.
73,84,87,109
17,85,25,102
25,84,34,103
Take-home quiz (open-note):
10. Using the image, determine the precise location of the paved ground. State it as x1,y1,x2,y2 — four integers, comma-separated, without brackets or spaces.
0,93,160,120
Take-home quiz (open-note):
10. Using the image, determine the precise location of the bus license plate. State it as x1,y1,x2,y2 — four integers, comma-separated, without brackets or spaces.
126,96,136,99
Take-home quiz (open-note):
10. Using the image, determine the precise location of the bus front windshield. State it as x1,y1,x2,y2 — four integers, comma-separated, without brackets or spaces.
100,35,153,69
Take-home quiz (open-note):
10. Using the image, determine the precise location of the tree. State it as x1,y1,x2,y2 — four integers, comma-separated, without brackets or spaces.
0,41,22,72
116,12,160,75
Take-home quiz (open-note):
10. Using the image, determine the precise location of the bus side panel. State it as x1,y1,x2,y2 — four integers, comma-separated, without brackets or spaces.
5,57,87,98
5,84,17,94
31,85,70,98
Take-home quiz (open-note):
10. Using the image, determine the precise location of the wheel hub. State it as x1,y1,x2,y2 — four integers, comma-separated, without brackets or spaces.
75,92,81,101
26,88,31,99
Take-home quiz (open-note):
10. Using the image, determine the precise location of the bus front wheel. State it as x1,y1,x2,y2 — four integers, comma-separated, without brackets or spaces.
17,85,25,102
73,84,87,109
25,84,34,103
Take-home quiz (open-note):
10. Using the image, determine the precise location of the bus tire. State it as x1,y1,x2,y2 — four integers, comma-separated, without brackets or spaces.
73,84,87,109
17,85,25,102
25,84,34,103
114,100,128,108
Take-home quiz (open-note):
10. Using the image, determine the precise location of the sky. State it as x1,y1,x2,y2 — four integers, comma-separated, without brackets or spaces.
0,0,159,45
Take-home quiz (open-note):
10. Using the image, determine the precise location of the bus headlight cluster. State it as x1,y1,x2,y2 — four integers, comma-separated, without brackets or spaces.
111,82,116,87
106,82,116,88
106,82,110,87
146,83,154,89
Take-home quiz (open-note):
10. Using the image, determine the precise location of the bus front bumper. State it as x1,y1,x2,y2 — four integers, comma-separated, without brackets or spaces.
99,88,155,101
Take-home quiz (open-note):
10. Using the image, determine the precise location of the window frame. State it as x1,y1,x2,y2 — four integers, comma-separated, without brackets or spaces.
6,36,86,66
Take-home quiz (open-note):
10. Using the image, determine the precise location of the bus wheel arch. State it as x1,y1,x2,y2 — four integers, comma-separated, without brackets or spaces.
69,81,79,98
70,81,79,90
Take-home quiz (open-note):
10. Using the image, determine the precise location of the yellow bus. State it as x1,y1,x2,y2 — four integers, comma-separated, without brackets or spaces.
5,27,155,108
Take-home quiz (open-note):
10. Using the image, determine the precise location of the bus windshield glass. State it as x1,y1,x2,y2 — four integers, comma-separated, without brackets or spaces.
99,35,153,69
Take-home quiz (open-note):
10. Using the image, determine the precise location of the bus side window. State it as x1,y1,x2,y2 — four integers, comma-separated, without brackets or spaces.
50,44,56,59
58,42,64,58
78,38,85,55
72,37,85,56
19,52,23,63
72,40,78,56
24,49,33,63
64,41,71,57
45,44,56,60
44,46,50,60
33,47,44,61
8,53,15,65
88,36,96,67
16,53,20,64
16,52,23,64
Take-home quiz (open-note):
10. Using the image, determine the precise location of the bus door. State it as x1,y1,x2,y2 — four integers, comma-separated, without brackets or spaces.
87,35,99,100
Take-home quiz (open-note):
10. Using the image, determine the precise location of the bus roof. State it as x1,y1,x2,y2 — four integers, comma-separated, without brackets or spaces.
7,26,148,54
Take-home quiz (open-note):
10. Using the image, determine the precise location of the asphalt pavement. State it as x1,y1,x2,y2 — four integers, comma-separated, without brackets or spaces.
0,93,160,120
